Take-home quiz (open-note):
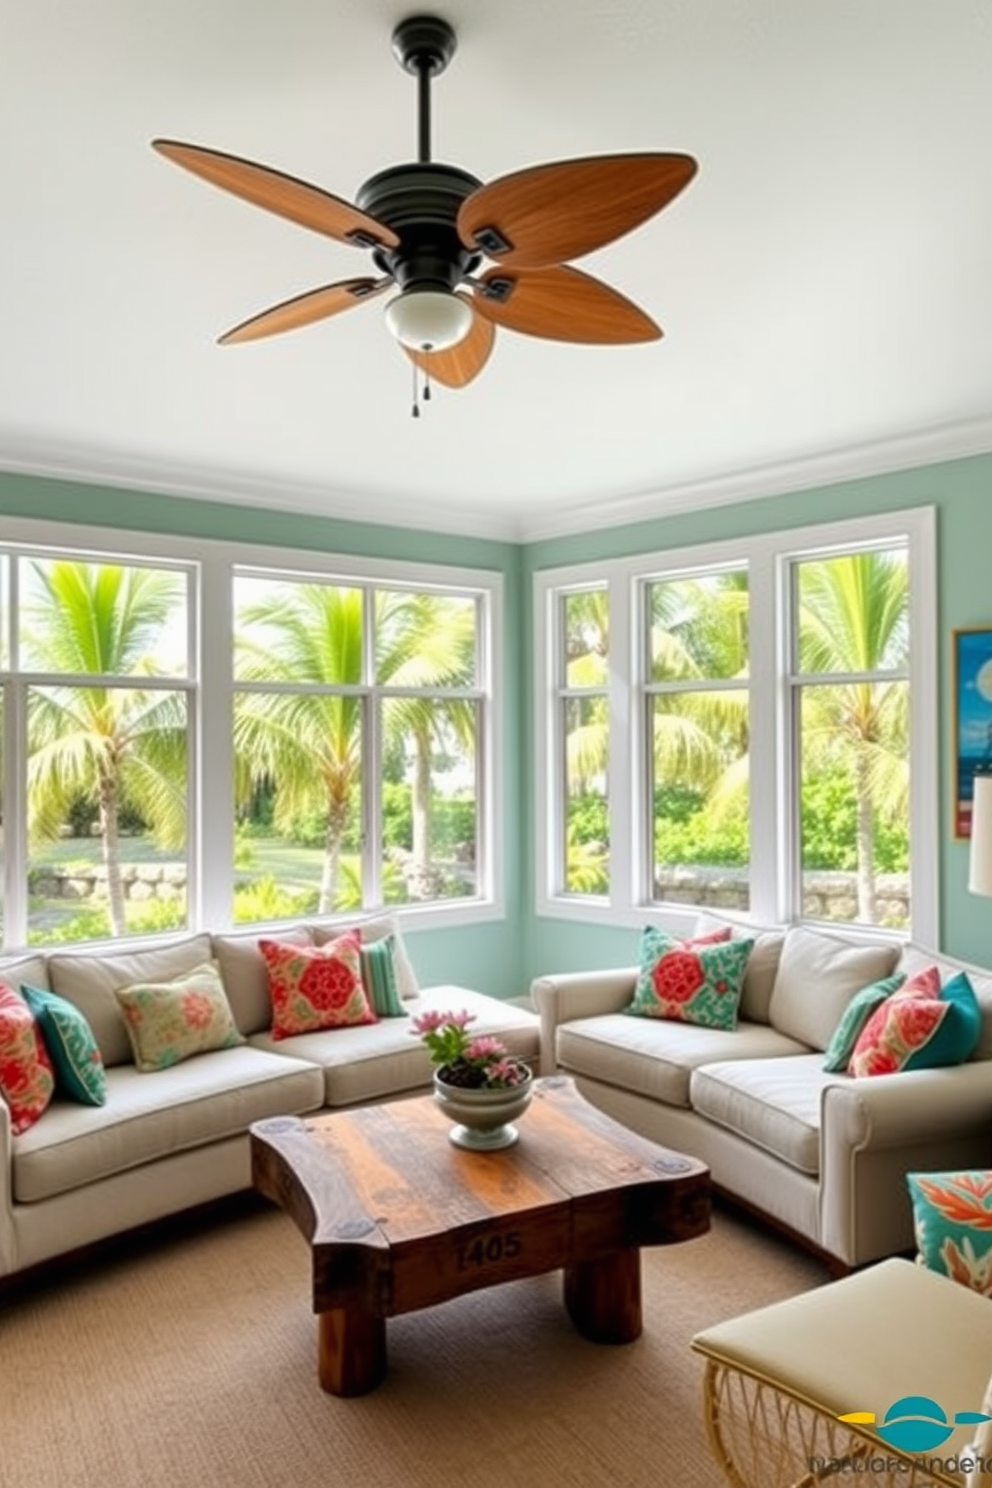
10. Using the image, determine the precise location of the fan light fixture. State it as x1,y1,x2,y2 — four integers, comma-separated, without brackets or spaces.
385,288,473,351
152,14,699,408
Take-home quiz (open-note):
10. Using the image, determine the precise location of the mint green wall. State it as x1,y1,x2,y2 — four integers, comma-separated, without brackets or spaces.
522,453,992,976
4,454,992,990
0,471,528,997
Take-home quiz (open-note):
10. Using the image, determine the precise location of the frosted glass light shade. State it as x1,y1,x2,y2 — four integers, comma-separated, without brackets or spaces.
969,773,992,896
384,289,473,351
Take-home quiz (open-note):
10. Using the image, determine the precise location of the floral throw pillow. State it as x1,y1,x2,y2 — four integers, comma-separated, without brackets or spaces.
848,966,982,1077
260,933,377,1040
114,963,245,1072
21,984,107,1106
906,1171,992,1298
0,981,56,1133
626,927,754,1029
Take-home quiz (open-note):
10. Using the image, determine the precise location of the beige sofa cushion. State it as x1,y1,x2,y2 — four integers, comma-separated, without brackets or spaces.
211,925,313,1036
692,1257,992,1471
248,986,539,1107
47,935,214,1067
768,926,900,1051
11,1045,324,1203
0,953,51,993
555,1015,809,1109
690,1054,841,1175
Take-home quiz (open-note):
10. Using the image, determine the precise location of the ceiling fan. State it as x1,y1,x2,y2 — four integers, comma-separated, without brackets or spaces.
152,14,697,401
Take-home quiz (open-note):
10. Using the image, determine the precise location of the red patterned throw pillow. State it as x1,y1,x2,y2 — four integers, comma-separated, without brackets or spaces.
0,981,56,1134
847,965,980,1077
260,933,377,1040
627,927,752,1030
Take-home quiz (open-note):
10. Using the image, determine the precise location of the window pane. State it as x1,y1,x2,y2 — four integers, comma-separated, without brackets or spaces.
649,691,749,910
798,681,909,929
796,547,908,674
562,590,608,686
26,685,188,943
381,698,478,903
648,572,749,680
562,697,609,896
233,692,360,922
19,559,188,677
234,578,363,685
374,591,477,688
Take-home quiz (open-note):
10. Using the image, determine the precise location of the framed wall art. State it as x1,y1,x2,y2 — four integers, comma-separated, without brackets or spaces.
953,627,992,838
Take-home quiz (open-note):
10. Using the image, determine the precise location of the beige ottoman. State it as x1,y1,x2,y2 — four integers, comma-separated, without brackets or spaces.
692,1258,992,1488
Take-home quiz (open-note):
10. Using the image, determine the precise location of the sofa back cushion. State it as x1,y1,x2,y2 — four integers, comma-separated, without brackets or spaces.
47,934,214,1067
767,926,900,1051
694,917,785,1024
211,925,313,1036
0,953,51,994
897,942,992,1061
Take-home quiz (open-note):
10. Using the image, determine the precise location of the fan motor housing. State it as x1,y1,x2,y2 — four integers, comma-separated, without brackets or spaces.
358,162,482,292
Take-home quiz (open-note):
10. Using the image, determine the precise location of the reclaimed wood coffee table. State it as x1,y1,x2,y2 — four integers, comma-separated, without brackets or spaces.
250,1076,710,1396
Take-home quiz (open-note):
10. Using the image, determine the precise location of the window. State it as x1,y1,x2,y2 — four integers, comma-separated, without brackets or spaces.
0,520,501,950
535,508,936,942
4,549,194,945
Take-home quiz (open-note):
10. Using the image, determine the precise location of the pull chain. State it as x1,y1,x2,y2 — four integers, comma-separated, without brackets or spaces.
411,360,420,419
424,366,432,402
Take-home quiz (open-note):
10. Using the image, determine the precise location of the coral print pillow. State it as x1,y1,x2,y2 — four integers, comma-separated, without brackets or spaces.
907,1171,992,1298
0,981,56,1133
848,965,982,1077
260,933,377,1040
114,963,245,1072
627,927,753,1030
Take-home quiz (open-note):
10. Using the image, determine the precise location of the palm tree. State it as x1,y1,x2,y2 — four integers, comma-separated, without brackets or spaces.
796,549,909,921
234,583,477,912
23,561,187,937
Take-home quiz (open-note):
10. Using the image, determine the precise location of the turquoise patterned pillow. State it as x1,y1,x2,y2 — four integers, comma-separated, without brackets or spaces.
21,984,107,1106
627,928,754,1030
907,1170,992,1297
822,973,905,1073
360,935,405,1017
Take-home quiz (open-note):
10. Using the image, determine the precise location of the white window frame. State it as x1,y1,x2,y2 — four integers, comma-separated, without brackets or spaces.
0,514,504,952
534,506,937,945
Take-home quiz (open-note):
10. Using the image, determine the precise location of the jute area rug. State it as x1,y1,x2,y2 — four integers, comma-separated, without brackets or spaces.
0,1195,826,1488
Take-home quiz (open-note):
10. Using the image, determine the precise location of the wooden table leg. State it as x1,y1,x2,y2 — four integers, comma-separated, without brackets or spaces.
318,1306,387,1396
563,1248,642,1344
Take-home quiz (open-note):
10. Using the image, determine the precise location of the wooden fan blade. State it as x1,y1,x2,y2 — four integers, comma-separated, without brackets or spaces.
458,153,696,269
152,140,399,250
218,278,390,345
472,265,661,344
404,295,496,387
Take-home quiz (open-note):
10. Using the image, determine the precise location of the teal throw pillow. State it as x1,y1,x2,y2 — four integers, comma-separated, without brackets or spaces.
907,970,982,1070
360,936,405,1017
822,973,905,1073
627,927,754,1030
906,1170,992,1297
21,984,107,1106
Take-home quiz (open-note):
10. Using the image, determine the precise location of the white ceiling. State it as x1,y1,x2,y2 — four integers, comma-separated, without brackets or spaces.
3,0,992,542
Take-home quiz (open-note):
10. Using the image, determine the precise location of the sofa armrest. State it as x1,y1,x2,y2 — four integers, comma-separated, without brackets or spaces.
529,967,638,1073
819,1061,992,1266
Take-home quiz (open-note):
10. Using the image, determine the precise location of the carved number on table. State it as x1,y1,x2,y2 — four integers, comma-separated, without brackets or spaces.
457,1232,522,1270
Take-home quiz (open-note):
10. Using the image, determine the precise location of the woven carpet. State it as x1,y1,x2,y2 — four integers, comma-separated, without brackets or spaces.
0,1194,826,1488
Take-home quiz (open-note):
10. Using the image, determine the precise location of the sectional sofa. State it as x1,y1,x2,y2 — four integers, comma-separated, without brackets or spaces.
0,916,540,1279
531,920,992,1270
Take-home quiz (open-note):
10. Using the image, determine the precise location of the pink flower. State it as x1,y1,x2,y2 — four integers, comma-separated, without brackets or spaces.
465,1036,504,1062
411,1008,475,1035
